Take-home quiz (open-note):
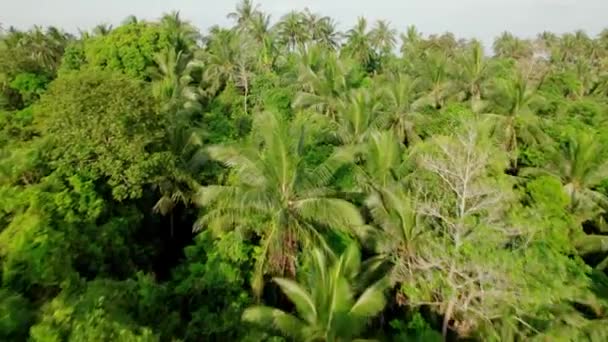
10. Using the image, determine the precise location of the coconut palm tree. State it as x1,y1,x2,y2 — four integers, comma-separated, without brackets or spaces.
92,23,113,37
415,51,454,109
333,89,386,146
150,48,199,112
153,121,205,237
485,71,546,163
196,111,363,296
379,73,422,144
276,11,309,51
343,17,374,67
353,131,427,276
242,243,388,341
541,130,608,219
227,0,260,30
292,47,351,119
455,40,492,110
309,14,342,50
400,25,423,58
536,31,559,56
199,29,253,96
369,20,397,56
248,11,272,43
160,11,200,53
17,26,70,74
424,32,460,56
493,32,533,60
526,130,608,264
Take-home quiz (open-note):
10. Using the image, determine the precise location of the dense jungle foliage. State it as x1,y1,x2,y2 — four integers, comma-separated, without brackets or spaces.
1,1,608,340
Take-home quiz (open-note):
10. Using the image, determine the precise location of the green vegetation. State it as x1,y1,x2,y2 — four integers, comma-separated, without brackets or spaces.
1,2,608,340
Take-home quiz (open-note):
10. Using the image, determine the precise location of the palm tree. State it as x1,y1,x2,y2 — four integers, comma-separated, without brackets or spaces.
527,130,608,264
292,48,351,119
369,20,397,56
248,11,272,43
415,51,453,109
485,71,546,162
227,0,260,30
160,11,200,53
276,11,309,51
150,48,199,112
455,40,492,109
353,131,427,281
150,48,204,235
17,26,70,74
400,25,423,58
153,121,205,237
379,73,422,144
334,89,385,146
358,130,405,190
599,28,608,51
242,243,388,341
536,31,559,57
365,186,427,280
199,29,253,97
541,130,608,219
425,32,459,56
92,23,113,37
308,14,341,50
343,17,374,67
493,32,533,60
196,111,363,296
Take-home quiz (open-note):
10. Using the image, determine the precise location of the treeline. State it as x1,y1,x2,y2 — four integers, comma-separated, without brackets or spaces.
1,1,608,340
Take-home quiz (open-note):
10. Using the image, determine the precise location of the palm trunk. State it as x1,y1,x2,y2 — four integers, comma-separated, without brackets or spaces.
243,80,249,115
442,296,456,341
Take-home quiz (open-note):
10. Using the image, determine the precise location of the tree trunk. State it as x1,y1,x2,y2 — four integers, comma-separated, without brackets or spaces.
442,296,456,341
243,79,249,115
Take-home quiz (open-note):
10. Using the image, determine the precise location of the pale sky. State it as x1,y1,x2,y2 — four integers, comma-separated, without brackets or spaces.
1,0,606,47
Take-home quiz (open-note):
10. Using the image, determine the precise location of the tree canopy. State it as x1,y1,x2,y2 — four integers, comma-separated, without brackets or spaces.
1,2,608,341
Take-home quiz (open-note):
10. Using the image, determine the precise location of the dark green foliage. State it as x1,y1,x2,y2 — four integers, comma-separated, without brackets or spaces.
0,289,33,341
171,231,256,340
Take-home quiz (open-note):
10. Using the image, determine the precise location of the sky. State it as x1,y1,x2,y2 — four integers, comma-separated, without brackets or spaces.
1,0,606,47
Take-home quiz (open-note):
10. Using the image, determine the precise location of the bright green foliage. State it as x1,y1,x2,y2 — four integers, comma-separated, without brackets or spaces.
81,22,172,79
29,280,158,342
243,243,388,341
196,110,362,296
34,70,166,200
171,230,258,340
1,2,608,341
0,211,72,291
9,73,49,106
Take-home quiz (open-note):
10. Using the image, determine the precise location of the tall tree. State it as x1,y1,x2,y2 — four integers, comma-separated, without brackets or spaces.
485,70,546,163
196,111,363,296
493,32,533,60
227,0,260,30
292,47,352,119
370,20,397,56
343,17,374,67
379,73,422,144
276,11,309,51
160,11,200,53
539,130,608,221
455,40,492,109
